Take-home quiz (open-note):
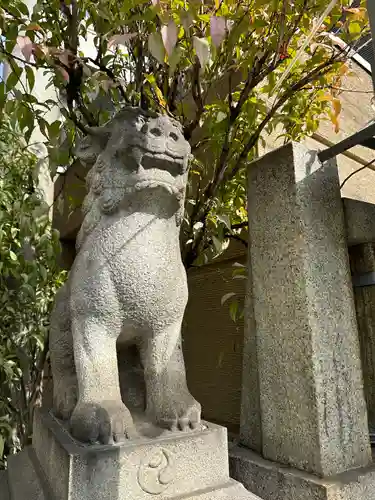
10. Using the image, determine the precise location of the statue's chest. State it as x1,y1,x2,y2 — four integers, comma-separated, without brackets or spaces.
75,213,185,285
71,214,187,320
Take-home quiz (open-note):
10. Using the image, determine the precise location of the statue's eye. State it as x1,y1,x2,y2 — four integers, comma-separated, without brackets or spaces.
150,127,162,137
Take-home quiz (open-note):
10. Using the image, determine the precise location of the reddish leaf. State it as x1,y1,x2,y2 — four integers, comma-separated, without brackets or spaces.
58,67,69,82
58,50,71,67
17,36,33,62
32,43,49,59
25,23,42,31
161,21,178,56
210,16,226,47
100,79,115,93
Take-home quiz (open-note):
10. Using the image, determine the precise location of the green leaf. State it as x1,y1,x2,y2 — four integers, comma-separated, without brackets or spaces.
148,32,165,63
217,214,230,229
212,235,223,254
168,47,181,74
229,301,238,322
193,36,210,67
17,2,29,16
48,120,61,143
348,21,361,36
9,250,17,261
40,265,47,282
221,292,236,306
0,82,5,110
19,105,34,135
25,66,35,91
21,283,35,298
6,67,22,91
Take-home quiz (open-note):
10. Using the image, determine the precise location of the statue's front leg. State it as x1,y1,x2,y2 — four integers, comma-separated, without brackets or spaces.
69,313,136,444
50,283,78,421
140,321,201,431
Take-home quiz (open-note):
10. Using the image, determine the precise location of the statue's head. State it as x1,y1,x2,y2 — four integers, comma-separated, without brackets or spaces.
75,108,191,248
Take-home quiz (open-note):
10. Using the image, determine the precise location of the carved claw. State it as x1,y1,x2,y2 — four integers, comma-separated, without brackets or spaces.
70,400,137,444
150,394,201,432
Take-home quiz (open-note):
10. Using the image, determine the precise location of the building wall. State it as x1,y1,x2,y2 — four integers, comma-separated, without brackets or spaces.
183,247,246,433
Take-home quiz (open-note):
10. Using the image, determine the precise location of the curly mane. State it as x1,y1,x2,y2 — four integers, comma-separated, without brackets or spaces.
74,108,188,250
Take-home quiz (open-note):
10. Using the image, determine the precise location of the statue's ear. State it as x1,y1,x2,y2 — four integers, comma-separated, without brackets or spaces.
75,127,111,165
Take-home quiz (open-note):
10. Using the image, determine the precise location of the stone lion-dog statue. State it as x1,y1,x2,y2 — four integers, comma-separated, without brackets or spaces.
49,107,201,444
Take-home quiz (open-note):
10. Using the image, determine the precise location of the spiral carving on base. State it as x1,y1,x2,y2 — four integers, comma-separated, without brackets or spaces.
137,448,175,495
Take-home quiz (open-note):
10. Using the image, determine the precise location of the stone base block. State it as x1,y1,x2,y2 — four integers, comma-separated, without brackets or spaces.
6,410,261,500
0,470,10,500
229,445,375,500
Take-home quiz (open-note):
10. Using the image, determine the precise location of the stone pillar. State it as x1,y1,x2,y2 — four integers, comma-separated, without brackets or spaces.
349,242,375,437
230,142,375,500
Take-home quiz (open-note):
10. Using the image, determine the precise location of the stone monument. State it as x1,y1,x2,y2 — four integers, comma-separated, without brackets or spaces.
229,142,375,500
3,107,259,500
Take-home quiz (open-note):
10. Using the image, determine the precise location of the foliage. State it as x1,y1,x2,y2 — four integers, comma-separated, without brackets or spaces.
0,0,370,270
221,262,247,322
0,119,66,468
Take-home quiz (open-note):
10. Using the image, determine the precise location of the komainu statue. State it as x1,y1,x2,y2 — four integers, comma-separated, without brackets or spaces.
49,107,201,444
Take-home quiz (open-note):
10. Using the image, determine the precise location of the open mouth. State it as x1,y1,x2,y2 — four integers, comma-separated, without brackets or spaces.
138,150,185,177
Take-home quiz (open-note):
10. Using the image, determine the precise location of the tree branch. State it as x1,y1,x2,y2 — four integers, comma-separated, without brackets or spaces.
184,56,341,268
184,58,204,140
228,58,340,181
0,47,50,69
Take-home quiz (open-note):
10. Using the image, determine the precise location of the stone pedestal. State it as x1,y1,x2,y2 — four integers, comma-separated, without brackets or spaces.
229,142,375,500
230,446,375,500
5,410,260,500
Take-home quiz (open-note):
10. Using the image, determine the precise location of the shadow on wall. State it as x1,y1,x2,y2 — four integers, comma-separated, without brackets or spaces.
183,251,246,434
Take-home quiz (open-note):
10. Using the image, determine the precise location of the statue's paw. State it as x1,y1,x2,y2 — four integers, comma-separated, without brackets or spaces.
53,377,78,421
152,394,202,432
70,400,137,444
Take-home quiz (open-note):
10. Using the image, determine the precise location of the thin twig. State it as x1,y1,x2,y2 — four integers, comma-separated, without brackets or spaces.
307,85,374,94
340,158,375,189
229,57,340,181
0,47,50,69
83,57,129,103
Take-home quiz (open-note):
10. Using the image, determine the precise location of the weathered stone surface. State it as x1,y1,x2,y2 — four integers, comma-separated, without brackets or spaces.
230,445,375,500
7,448,46,500
6,409,261,500
178,480,261,500
241,142,371,477
343,198,375,246
349,242,375,435
49,107,201,445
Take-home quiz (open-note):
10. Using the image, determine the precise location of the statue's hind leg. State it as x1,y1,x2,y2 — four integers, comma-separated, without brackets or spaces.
49,283,78,420
139,320,201,431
